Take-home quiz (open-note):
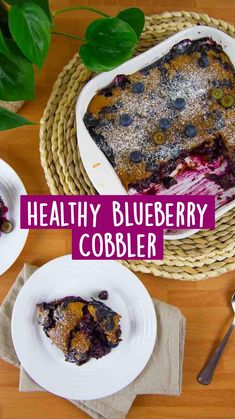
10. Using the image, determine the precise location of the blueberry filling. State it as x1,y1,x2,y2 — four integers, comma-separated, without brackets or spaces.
115,74,130,89
162,176,177,189
100,74,130,95
206,161,235,190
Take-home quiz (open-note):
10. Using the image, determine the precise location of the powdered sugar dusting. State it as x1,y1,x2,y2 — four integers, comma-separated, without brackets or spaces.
87,37,235,191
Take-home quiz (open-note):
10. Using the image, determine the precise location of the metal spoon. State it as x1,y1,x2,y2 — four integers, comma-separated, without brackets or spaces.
197,292,235,385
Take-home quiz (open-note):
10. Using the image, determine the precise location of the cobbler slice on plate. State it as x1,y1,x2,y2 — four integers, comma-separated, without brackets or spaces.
37,295,122,366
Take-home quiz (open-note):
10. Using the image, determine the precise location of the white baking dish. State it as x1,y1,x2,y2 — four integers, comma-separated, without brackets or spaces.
76,26,235,240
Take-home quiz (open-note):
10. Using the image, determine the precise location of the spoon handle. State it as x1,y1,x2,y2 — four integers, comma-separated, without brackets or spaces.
197,321,235,385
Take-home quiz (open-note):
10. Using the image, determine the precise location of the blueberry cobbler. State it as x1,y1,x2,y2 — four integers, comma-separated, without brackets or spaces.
0,197,13,234
84,37,235,208
37,294,121,366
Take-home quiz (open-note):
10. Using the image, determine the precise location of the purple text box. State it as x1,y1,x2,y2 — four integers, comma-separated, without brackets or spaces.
21,195,215,230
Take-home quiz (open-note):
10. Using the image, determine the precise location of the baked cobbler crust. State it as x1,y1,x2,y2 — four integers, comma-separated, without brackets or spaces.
84,37,235,196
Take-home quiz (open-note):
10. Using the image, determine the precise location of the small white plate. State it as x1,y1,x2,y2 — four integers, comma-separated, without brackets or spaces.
0,159,28,275
11,257,157,400
76,26,235,240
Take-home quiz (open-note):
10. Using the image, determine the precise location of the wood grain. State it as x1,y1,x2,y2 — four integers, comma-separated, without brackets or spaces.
1,1,235,418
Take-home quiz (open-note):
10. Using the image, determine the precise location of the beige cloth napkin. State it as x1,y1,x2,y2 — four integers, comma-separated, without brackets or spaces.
0,264,186,419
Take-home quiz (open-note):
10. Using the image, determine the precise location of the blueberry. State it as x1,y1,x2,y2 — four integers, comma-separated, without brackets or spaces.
103,145,115,167
159,118,171,130
97,137,115,167
220,78,233,88
93,133,106,145
83,112,99,128
211,80,220,88
206,110,225,131
132,82,145,94
115,74,130,89
173,98,186,110
130,150,143,163
162,176,177,189
222,61,233,72
207,128,213,134
100,88,113,97
146,162,157,172
140,67,150,76
159,66,168,78
172,40,189,54
119,114,133,127
198,55,209,68
184,124,197,138
149,92,156,100
98,290,108,300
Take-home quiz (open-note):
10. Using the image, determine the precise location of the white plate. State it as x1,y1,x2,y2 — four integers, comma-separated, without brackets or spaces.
76,26,235,240
0,159,28,275
11,257,157,400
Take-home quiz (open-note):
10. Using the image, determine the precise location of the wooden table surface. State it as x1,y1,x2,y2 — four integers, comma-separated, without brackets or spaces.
1,1,235,418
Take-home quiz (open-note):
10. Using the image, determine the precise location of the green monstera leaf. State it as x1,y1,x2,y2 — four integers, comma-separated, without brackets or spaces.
117,8,145,38
0,3,145,131
79,17,138,72
0,29,11,57
9,2,51,68
4,0,52,22
0,39,34,101
0,106,34,131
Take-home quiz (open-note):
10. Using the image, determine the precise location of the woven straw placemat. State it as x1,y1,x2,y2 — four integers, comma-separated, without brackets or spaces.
39,11,235,281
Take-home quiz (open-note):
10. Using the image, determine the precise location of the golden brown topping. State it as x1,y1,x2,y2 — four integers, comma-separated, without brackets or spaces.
48,309,78,353
103,314,121,345
67,302,85,320
70,331,90,353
